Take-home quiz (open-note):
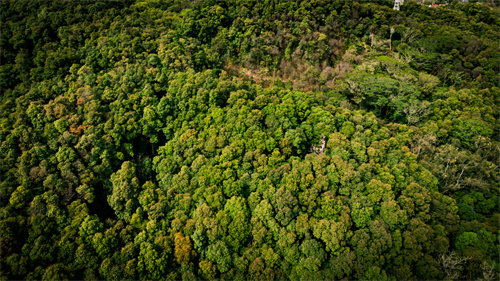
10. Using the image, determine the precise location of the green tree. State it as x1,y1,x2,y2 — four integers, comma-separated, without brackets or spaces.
108,161,140,221
206,241,232,274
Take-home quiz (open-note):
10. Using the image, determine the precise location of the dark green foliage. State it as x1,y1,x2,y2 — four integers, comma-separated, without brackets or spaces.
1,0,498,280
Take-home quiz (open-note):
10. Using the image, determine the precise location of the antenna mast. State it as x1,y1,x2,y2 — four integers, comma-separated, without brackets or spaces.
393,0,404,11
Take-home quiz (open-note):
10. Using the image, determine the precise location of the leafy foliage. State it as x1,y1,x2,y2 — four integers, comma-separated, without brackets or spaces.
1,0,498,280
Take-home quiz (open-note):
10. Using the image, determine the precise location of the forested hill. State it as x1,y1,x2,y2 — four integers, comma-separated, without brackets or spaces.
1,0,498,280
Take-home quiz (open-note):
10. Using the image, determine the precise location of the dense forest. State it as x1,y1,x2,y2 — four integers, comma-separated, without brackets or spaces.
0,0,498,280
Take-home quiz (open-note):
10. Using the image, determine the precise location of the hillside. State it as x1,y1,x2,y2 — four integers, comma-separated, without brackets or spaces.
0,0,498,280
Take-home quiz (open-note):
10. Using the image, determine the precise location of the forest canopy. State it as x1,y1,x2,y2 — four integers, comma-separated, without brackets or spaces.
0,0,498,280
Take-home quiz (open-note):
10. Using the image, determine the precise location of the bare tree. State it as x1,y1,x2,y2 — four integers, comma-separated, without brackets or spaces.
473,136,491,154
432,145,480,193
389,26,395,51
402,27,418,44
403,101,431,125
479,261,498,281
339,100,353,110
410,132,437,158
393,51,413,64
368,33,390,52
310,135,327,154
346,79,359,95
440,252,471,280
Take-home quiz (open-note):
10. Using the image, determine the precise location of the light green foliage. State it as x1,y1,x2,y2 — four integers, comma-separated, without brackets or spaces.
312,218,352,255
0,0,498,280
9,185,31,209
455,232,479,252
138,242,167,280
109,161,140,221
351,201,374,229
79,216,103,244
206,241,232,273
365,266,389,281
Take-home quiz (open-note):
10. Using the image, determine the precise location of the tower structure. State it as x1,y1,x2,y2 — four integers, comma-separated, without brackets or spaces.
393,0,404,11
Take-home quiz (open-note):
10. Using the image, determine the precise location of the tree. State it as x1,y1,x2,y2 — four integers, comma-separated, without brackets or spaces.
108,161,140,221
439,252,471,280
403,101,430,125
312,217,351,255
206,241,232,274
0,1,497,279
9,185,31,209
137,242,167,280
174,232,195,267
